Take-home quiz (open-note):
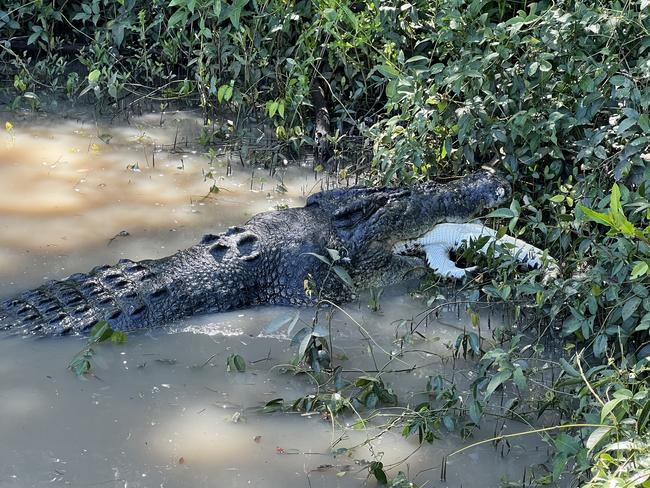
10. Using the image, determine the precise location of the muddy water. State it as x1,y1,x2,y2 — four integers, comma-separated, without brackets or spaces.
0,108,548,487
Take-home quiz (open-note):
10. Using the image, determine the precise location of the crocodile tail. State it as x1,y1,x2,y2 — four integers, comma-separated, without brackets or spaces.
0,258,165,336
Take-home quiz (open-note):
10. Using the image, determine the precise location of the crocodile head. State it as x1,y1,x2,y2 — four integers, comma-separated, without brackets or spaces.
306,170,511,287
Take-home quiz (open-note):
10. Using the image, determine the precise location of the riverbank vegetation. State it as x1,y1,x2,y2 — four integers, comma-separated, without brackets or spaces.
1,0,649,485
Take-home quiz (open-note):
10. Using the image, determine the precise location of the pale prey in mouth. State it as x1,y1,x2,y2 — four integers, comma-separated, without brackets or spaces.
393,222,559,281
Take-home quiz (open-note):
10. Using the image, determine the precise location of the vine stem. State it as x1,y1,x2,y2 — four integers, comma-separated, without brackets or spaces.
447,423,612,458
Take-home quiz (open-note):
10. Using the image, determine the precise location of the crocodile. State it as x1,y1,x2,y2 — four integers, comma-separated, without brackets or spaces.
0,170,546,337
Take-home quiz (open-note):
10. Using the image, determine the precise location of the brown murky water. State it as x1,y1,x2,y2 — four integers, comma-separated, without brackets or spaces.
0,107,550,487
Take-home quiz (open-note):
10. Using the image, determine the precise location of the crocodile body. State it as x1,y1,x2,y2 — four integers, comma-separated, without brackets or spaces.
0,171,512,336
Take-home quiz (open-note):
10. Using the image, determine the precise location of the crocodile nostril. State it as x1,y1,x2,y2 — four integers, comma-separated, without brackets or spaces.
236,234,259,257
209,243,230,261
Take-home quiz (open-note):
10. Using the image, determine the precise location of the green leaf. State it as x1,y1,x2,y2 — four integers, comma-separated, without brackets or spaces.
469,401,482,425
311,323,329,338
485,370,512,398
227,0,249,29
27,31,41,45
213,0,222,16
332,265,354,288
326,248,340,262
610,183,624,222
221,85,233,102
298,332,313,358
68,348,94,376
111,331,128,344
617,117,637,134
579,205,612,226
468,332,480,355
227,353,246,372
637,312,650,332
167,9,187,28
549,194,565,203
610,75,628,86
559,358,580,378
639,114,650,133
290,326,310,347
268,100,279,118
355,376,380,386
600,397,625,423
365,392,379,409
622,297,641,321
303,252,330,266
261,398,284,413
638,400,650,434
370,461,387,485
586,426,612,452
630,261,649,279
217,84,230,103
513,367,527,391
87,69,101,85
377,63,400,79
89,321,113,343
593,334,608,358
405,55,428,64
485,208,515,218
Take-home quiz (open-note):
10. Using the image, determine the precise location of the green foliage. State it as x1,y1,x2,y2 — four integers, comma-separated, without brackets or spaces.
552,356,650,486
226,353,246,372
68,321,127,376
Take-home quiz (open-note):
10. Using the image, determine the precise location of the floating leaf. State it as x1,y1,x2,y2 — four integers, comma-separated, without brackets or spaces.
227,353,246,372
89,321,113,343
261,398,284,413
